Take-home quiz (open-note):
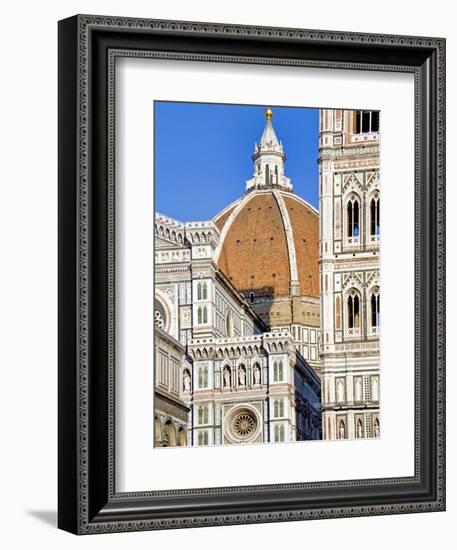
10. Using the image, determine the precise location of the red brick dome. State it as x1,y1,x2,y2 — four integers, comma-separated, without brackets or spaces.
214,190,319,299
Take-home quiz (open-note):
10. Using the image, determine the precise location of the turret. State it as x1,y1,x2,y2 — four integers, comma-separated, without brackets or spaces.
246,108,293,192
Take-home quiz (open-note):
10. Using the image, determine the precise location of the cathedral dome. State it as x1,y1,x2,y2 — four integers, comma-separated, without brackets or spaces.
213,108,319,301
214,189,319,299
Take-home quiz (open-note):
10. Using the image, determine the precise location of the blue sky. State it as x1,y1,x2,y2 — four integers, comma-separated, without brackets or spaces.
155,102,319,221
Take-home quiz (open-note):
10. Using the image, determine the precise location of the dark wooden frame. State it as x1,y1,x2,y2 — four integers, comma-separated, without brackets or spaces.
58,14,446,534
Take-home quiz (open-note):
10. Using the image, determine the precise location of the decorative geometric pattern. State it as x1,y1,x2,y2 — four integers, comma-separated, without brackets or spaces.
232,411,257,438
154,310,164,329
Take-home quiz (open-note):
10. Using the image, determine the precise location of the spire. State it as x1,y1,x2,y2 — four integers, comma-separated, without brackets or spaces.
260,108,280,148
246,108,293,192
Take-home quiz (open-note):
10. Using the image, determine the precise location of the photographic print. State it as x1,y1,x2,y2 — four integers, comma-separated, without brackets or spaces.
154,102,380,448
58,17,445,532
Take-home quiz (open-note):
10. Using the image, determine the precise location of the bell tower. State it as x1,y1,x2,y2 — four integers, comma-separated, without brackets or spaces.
319,109,381,441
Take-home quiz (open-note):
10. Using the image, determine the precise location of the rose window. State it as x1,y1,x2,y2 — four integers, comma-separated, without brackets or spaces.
232,411,257,438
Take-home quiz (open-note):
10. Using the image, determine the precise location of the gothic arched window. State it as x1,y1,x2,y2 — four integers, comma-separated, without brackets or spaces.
371,290,380,329
347,292,360,330
197,282,202,300
273,360,284,382
274,424,285,442
274,399,284,418
198,365,208,389
198,406,208,425
354,377,363,402
347,197,360,240
197,306,208,325
202,281,208,300
198,431,208,445
370,196,380,237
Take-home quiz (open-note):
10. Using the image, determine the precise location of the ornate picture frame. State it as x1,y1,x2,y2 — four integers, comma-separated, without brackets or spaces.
58,14,446,534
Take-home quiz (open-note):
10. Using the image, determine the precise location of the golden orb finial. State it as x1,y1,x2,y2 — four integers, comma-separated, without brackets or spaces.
265,108,273,121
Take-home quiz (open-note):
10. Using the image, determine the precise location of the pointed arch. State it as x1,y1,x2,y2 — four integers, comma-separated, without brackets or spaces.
367,187,380,242
345,288,362,336
370,286,380,331
345,193,361,243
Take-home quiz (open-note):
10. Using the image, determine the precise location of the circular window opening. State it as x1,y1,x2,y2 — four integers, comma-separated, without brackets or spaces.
224,405,262,445
232,411,257,438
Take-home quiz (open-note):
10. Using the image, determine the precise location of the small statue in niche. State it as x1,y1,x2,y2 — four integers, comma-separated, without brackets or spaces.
238,367,246,386
223,368,231,388
339,422,346,439
253,366,261,385
356,421,363,439
374,420,380,437
183,370,191,392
